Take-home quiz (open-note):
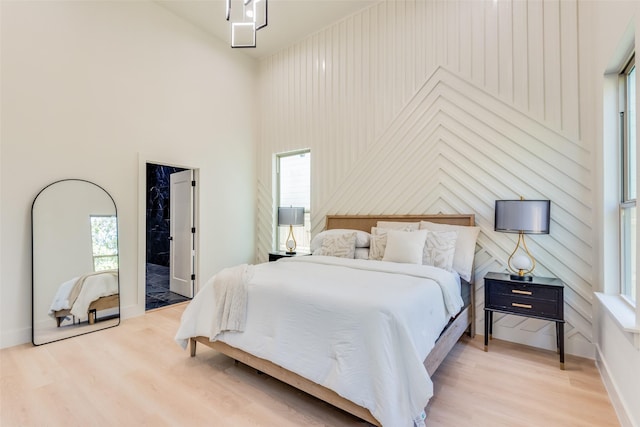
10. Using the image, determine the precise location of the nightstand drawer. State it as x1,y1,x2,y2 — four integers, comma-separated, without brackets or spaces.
485,293,561,319
488,280,560,301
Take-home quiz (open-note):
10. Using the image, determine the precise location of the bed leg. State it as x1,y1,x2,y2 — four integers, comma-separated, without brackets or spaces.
190,338,197,357
468,322,476,338
468,304,476,338
88,309,97,325
468,281,476,338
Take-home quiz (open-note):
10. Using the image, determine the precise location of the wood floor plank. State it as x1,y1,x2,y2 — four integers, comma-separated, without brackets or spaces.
0,303,619,426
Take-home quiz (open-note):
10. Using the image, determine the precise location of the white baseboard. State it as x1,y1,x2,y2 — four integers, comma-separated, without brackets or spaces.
0,303,145,350
0,326,31,349
596,345,635,427
121,303,145,320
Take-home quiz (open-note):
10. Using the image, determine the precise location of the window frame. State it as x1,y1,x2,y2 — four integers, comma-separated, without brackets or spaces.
620,54,637,306
275,149,311,253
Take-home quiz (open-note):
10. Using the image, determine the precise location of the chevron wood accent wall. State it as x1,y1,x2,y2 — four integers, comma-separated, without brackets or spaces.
256,0,593,357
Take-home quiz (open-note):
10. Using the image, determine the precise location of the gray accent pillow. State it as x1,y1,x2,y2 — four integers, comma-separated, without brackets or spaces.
313,232,357,258
423,230,458,271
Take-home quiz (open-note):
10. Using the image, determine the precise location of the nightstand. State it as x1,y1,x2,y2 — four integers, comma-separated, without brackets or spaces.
484,272,565,369
268,251,310,262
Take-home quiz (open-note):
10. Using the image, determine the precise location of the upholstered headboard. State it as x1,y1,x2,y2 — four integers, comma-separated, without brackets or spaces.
325,214,475,232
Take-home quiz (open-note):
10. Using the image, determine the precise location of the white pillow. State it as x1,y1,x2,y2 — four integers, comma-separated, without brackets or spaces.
370,226,391,236
354,248,370,260
310,229,371,252
419,221,480,281
368,234,387,260
423,230,457,271
382,230,428,264
376,221,420,231
313,232,357,258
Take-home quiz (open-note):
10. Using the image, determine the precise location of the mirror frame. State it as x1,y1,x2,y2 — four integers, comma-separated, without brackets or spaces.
31,178,120,345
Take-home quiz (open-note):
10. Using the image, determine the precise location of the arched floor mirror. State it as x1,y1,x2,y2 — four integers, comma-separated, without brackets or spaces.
32,179,120,345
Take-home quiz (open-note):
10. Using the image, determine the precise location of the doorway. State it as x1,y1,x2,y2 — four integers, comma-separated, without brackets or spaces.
145,163,195,310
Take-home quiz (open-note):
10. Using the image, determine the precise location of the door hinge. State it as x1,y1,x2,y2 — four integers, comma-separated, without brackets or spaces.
191,274,196,281
191,227,196,233
191,180,196,187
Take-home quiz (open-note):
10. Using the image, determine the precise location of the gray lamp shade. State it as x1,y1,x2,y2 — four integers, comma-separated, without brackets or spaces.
278,207,305,226
495,200,550,234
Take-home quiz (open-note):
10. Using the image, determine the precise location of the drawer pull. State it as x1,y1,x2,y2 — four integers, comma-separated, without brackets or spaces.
512,302,532,309
512,289,532,296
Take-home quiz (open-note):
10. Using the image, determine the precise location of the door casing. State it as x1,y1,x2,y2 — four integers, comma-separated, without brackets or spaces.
136,156,199,317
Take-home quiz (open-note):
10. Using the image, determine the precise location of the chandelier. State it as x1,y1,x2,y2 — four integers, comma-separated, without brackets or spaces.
227,0,268,48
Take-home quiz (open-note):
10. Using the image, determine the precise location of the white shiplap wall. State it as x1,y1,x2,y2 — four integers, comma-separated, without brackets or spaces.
256,0,593,357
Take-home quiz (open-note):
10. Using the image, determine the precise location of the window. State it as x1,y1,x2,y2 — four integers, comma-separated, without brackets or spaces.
90,215,118,271
621,55,636,304
276,150,311,253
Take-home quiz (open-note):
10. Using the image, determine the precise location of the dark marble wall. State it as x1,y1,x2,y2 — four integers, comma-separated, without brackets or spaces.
146,163,188,266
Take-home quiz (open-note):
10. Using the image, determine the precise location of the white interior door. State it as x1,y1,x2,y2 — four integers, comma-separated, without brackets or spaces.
169,169,194,298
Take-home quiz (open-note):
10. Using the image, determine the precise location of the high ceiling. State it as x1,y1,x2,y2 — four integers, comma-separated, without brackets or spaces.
156,0,377,59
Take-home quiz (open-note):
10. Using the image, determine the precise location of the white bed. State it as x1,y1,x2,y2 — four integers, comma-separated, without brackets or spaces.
48,269,119,326
175,214,478,426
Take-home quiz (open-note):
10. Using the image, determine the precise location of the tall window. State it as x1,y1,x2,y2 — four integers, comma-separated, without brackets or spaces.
276,150,311,252
621,55,636,304
90,215,119,271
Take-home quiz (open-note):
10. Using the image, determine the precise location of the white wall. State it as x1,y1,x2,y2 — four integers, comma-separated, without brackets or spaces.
256,0,593,358
0,0,257,347
595,302,640,427
580,1,640,426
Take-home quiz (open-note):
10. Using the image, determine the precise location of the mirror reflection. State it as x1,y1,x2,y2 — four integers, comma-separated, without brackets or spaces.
32,179,120,345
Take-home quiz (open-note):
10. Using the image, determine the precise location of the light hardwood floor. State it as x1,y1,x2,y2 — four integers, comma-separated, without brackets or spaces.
0,303,619,426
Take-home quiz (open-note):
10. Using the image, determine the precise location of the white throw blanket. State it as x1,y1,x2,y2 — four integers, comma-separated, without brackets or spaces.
70,270,118,318
48,276,79,314
210,264,254,338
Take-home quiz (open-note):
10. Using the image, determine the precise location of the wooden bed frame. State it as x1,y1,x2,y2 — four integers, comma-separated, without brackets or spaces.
190,214,476,426
54,294,120,327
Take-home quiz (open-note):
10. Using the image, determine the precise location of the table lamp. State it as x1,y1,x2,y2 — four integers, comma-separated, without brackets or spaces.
278,206,305,254
495,198,550,280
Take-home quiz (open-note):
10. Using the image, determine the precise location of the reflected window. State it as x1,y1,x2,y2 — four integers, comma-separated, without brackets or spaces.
90,216,118,271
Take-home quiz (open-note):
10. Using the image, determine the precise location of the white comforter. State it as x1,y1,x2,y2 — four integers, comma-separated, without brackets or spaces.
175,256,463,427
